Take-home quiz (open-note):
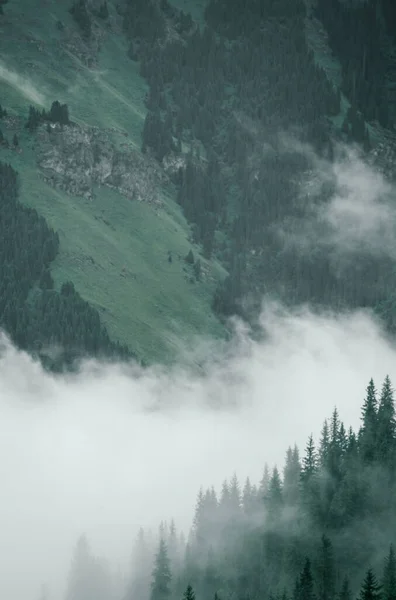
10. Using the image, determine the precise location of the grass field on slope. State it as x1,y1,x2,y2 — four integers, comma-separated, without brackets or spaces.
0,0,147,147
0,0,226,364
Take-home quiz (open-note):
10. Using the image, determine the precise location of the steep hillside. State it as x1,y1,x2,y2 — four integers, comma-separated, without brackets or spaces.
0,0,226,365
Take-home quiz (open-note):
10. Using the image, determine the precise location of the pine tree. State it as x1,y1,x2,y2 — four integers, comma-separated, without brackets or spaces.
298,558,316,600
377,376,396,465
150,538,172,600
358,569,382,600
283,445,301,506
266,466,283,519
301,435,318,481
359,379,378,463
338,576,352,600
183,584,196,600
382,545,396,600
319,420,330,468
315,534,335,600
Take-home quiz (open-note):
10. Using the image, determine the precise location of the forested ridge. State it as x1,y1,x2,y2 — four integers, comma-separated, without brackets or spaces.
121,0,396,329
62,376,396,600
1,0,396,364
0,159,131,370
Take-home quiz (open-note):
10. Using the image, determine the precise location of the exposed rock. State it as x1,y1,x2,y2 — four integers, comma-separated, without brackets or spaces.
36,123,165,204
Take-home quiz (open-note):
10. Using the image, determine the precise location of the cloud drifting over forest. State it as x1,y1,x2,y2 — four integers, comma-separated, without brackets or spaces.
277,138,396,262
1,304,396,600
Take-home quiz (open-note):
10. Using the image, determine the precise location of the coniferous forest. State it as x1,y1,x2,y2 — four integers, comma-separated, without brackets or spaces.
2,0,396,598
64,377,396,600
0,161,131,370
128,0,395,326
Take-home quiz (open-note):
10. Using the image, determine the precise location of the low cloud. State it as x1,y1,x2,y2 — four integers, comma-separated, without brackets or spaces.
1,303,396,599
277,137,396,262
0,61,46,106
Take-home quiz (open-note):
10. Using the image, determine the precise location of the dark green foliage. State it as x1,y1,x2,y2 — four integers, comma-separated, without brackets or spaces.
125,0,396,335
0,0,8,15
97,1,108,20
193,259,201,281
183,584,195,600
315,0,392,129
315,535,335,600
26,105,42,132
383,545,396,600
0,161,132,370
360,379,379,464
25,101,69,132
142,111,174,161
48,100,69,125
358,569,382,600
69,0,91,39
126,377,396,600
339,577,352,600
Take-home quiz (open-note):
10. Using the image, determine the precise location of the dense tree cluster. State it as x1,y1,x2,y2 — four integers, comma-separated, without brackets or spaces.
315,0,394,129
25,100,70,132
62,376,396,600
69,0,92,39
123,0,396,332
0,161,131,370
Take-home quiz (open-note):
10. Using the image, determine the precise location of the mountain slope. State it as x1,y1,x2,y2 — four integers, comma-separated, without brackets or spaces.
0,0,226,365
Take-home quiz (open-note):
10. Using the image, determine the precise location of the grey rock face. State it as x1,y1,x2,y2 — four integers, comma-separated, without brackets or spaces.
36,123,165,205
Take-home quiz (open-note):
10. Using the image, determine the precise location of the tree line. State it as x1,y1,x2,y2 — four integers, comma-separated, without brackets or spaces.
121,0,396,334
0,160,132,370
61,375,396,600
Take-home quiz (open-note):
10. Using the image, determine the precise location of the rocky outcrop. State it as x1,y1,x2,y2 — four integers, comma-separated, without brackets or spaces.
36,123,165,205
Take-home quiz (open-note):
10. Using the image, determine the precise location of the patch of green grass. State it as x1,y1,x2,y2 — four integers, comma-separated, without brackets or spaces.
0,0,147,147
0,138,226,364
0,0,227,364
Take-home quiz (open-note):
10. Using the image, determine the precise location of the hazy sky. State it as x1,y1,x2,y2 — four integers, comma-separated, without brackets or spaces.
1,303,396,600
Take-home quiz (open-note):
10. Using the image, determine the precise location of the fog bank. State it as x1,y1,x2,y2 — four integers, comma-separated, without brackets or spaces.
0,304,395,599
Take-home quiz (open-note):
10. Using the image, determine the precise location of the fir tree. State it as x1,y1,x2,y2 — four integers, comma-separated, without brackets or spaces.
338,576,352,600
377,376,396,465
150,538,172,600
315,534,335,600
298,558,316,600
183,584,196,600
359,379,378,463
358,569,382,600
382,545,396,600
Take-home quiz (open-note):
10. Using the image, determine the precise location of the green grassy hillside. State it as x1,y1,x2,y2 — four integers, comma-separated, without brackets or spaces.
0,0,226,364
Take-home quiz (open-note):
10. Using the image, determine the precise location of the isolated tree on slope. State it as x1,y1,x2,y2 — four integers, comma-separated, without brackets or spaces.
150,538,172,600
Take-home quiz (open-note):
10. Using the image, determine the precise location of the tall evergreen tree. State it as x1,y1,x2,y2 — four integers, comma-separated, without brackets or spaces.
315,534,336,600
377,376,396,465
338,576,352,600
382,545,396,600
359,379,378,463
150,539,172,600
358,569,382,600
